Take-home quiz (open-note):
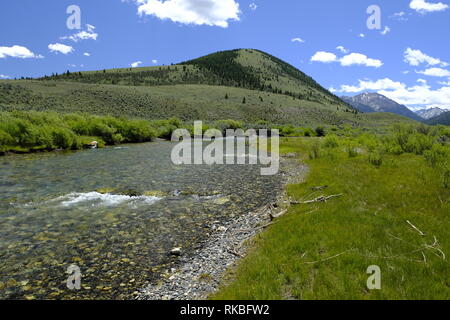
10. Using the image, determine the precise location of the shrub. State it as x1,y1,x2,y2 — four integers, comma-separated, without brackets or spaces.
405,133,434,155
424,144,448,168
315,126,326,137
441,167,450,189
358,133,379,152
303,128,314,137
309,141,321,159
368,151,383,167
51,127,77,149
345,143,359,158
323,134,339,148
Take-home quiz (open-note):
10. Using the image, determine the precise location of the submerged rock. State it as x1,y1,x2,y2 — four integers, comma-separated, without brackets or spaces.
170,248,182,256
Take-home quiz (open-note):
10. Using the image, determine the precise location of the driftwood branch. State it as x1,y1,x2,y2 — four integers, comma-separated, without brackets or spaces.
291,194,343,205
269,209,288,221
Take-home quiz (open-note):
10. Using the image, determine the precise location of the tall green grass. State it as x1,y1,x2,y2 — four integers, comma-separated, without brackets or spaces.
213,125,450,300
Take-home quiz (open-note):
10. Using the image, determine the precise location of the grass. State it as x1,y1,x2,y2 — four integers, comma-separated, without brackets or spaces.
212,128,450,300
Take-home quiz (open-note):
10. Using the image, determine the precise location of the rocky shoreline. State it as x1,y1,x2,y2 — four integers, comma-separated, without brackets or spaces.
137,156,308,300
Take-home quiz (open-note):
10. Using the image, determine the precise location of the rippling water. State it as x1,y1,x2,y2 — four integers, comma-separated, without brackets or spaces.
0,141,282,299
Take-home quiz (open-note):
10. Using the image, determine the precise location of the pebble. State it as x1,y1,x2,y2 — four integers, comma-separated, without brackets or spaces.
137,158,308,300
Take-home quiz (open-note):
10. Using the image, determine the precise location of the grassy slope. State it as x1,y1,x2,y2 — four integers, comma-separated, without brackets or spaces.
212,137,450,300
0,49,416,127
0,80,414,128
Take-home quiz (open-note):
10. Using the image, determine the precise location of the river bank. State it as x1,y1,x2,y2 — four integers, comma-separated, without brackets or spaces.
137,155,308,300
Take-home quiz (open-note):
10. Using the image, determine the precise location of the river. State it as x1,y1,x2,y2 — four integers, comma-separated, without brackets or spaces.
0,141,282,299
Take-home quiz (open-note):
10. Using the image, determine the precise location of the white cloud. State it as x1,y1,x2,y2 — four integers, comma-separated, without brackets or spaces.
336,46,349,54
340,53,383,68
152,59,158,64
48,43,74,55
249,3,257,11
336,77,450,109
84,52,91,57
291,37,304,43
311,51,383,68
381,26,391,35
393,11,406,17
310,51,337,63
390,11,409,21
131,61,143,68
410,0,449,13
61,24,98,42
416,67,450,77
359,33,365,38
438,78,450,86
404,48,448,67
135,0,240,28
0,74,11,79
0,45,43,59
336,78,406,93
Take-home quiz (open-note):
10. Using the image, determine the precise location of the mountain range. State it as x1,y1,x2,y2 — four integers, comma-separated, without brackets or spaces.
415,107,447,120
341,92,423,121
425,111,450,126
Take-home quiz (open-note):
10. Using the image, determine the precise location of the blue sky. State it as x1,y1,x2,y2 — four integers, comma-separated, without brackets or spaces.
1,0,449,110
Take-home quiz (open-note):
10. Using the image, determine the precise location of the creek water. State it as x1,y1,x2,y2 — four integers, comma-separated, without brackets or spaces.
0,141,282,299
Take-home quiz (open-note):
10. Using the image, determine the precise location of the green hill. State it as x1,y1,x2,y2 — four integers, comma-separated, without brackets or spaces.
0,49,415,127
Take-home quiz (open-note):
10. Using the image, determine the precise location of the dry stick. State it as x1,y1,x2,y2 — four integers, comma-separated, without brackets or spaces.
269,209,288,221
406,220,426,236
291,194,343,205
302,249,352,265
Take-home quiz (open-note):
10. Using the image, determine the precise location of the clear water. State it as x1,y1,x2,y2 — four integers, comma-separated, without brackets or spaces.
0,141,281,299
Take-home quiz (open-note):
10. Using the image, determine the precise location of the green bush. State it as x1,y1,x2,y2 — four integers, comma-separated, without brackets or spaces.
405,133,434,155
303,128,314,137
424,144,448,168
323,134,339,148
315,126,325,137
309,141,321,159
441,167,450,189
368,150,383,167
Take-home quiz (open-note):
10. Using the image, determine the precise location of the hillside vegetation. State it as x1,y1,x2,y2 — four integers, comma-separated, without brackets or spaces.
0,49,415,128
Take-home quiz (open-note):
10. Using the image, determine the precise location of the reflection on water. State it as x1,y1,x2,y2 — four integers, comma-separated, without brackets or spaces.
0,141,281,299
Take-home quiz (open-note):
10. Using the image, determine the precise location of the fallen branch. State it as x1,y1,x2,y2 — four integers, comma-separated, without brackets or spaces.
269,209,288,221
291,194,343,205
